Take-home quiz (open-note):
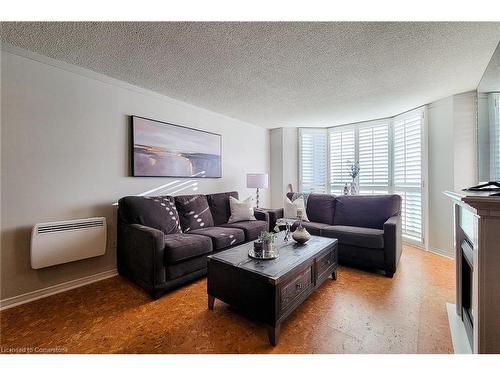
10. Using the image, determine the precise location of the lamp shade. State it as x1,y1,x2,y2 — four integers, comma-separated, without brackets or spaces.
246,173,269,189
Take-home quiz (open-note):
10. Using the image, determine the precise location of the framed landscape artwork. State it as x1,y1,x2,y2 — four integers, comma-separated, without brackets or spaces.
131,116,222,178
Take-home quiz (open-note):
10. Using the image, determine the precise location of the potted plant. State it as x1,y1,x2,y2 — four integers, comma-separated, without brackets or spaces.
259,231,277,254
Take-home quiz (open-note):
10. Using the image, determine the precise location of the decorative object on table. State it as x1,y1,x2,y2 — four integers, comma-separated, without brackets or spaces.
246,173,269,208
275,218,298,243
284,196,309,221
346,160,360,195
343,183,349,195
227,196,256,223
260,231,276,251
248,231,279,259
253,240,263,257
131,116,222,178
292,223,311,244
463,181,500,192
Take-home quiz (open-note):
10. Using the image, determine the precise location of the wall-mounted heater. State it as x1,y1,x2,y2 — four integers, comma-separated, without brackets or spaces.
31,217,107,269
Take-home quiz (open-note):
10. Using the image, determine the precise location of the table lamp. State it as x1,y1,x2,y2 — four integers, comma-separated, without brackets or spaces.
246,173,268,208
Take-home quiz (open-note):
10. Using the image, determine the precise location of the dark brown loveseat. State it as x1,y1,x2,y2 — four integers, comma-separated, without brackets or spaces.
262,193,402,277
117,191,268,298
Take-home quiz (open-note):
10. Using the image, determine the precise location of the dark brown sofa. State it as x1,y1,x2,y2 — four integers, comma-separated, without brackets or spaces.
264,193,402,277
117,191,268,298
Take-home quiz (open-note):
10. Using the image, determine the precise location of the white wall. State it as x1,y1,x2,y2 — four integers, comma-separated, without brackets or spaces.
0,48,270,300
453,92,478,190
428,96,455,255
427,91,477,257
478,93,490,181
283,128,299,194
269,128,284,208
269,127,298,208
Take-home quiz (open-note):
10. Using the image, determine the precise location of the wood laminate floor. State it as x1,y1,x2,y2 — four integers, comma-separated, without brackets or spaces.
0,245,454,354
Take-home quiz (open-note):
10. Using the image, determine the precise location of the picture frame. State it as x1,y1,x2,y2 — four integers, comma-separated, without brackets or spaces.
131,115,222,178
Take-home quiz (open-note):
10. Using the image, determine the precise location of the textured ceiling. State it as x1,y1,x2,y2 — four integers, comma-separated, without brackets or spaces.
478,41,500,93
1,22,500,128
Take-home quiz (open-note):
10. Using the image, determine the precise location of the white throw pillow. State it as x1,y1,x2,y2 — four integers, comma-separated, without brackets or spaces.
227,196,256,223
284,197,309,221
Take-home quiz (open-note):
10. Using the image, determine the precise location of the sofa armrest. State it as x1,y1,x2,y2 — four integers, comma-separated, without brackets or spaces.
117,223,166,291
254,209,270,228
383,214,402,276
254,208,284,232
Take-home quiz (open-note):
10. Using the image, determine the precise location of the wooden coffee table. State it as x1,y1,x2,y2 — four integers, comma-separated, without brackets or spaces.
207,232,338,345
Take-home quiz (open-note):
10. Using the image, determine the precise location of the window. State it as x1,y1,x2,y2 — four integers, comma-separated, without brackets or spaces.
490,93,500,180
358,122,390,195
299,108,425,243
393,111,424,242
329,128,355,194
299,128,327,193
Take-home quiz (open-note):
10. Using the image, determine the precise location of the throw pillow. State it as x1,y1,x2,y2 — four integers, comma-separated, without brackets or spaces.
174,194,215,232
119,196,182,235
227,196,256,223
284,196,310,221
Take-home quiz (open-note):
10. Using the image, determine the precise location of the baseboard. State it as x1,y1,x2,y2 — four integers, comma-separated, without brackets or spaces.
428,246,454,259
0,269,118,311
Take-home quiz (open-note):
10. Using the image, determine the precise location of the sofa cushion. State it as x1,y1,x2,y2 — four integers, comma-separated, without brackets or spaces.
333,195,401,229
221,220,268,241
206,191,239,225
174,194,215,232
165,255,209,280
164,233,213,264
322,225,384,249
305,194,336,225
190,226,245,250
291,221,331,236
118,196,181,235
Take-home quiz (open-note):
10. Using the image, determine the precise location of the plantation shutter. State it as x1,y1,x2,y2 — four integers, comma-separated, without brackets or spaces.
299,128,327,193
358,122,390,194
393,110,424,242
329,128,355,194
489,93,500,180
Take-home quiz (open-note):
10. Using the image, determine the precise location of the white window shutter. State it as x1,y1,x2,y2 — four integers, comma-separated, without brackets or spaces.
358,123,389,194
393,111,424,242
489,94,500,180
299,128,327,193
329,128,355,194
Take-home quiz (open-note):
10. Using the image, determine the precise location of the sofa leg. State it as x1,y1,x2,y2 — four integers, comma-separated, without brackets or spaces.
150,290,162,300
385,271,394,278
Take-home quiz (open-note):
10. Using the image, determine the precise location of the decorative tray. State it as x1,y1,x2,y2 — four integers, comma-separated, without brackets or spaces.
248,248,279,260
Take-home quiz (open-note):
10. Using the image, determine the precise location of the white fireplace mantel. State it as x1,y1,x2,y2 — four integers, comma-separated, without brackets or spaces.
445,190,500,354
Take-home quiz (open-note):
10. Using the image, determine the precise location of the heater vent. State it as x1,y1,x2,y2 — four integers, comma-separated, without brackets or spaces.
31,217,107,269
37,219,105,234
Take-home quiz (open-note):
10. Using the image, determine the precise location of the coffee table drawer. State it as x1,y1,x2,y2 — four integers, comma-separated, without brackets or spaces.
316,249,334,281
280,266,313,311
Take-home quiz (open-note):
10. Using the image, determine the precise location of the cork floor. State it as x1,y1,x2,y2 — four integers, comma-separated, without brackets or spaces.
0,245,454,354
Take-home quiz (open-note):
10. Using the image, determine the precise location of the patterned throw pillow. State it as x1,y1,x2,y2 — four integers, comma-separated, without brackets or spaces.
284,196,310,221
119,196,182,234
174,194,215,232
